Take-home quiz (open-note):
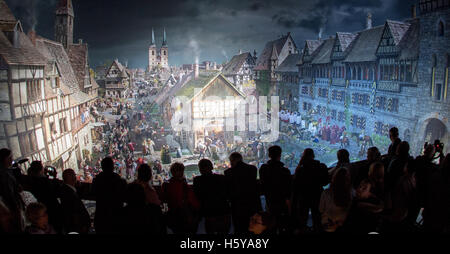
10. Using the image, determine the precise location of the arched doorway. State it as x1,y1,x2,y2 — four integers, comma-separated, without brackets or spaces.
424,118,447,143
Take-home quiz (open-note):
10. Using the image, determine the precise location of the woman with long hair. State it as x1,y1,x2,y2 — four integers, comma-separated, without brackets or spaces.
319,167,352,232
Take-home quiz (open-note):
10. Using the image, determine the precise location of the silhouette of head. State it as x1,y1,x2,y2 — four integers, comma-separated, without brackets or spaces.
0,148,13,170
229,152,243,168
389,127,399,142
268,146,282,161
137,163,152,182
101,157,115,173
302,148,315,161
28,161,44,177
424,144,435,160
25,202,48,229
198,159,213,175
337,149,350,165
367,147,381,162
170,162,185,180
63,169,77,186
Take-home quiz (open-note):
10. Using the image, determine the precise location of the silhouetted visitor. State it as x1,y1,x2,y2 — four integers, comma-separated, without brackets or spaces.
92,157,127,234
25,202,56,234
259,146,292,233
161,162,200,234
292,148,329,233
27,161,62,232
60,169,91,234
423,153,450,232
193,159,231,234
319,167,352,232
0,148,24,233
224,152,259,234
119,183,166,234
133,163,161,206
329,149,350,179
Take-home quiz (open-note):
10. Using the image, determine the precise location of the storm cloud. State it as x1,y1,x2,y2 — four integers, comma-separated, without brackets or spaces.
6,0,417,69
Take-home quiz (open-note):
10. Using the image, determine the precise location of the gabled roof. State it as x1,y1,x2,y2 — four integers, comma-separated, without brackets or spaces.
398,19,420,60
222,52,254,75
254,34,291,71
67,43,88,89
275,53,302,72
305,40,323,55
35,36,80,93
0,0,16,23
311,37,335,64
336,32,357,52
344,25,384,63
386,20,411,45
0,30,46,66
174,70,221,99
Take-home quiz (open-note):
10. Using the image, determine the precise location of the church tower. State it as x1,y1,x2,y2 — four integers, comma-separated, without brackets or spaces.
55,0,74,49
160,28,169,68
148,28,157,70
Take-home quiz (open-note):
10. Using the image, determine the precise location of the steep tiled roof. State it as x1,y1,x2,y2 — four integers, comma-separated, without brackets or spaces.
344,25,384,63
305,40,323,55
222,52,253,75
254,34,290,71
275,53,302,72
67,43,88,90
336,32,357,52
0,0,16,23
398,19,420,60
386,20,411,45
311,37,335,64
35,37,80,92
70,90,92,107
0,30,46,66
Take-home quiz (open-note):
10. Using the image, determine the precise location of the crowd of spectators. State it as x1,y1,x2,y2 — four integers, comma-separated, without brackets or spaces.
0,128,449,234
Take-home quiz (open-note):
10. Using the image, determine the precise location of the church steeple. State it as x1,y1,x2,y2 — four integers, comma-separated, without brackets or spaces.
55,0,74,48
151,27,155,46
162,27,167,46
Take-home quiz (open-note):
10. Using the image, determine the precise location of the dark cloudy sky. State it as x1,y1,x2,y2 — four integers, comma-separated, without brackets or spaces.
5,0,416,69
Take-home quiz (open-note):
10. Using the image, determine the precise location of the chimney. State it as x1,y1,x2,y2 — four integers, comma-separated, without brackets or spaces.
213,62,217,70
28,29,37,46
205,62,210,70
412,5,417,18
239,49,242,55
366,12,372,30
194,63,199,79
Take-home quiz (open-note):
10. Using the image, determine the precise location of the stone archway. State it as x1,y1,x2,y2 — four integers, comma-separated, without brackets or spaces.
424,118,447,144
413,113,449,155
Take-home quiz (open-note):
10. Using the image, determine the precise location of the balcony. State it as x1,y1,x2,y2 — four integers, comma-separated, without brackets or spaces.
315,78,329,86
348,80,374,91
331,78,346,87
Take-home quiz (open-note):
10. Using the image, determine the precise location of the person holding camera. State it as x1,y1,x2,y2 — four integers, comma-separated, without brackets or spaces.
0,148,25,233
27,161,63,233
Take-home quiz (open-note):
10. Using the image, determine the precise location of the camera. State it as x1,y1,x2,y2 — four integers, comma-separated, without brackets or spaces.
44,166,57,179
434,139,444,153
